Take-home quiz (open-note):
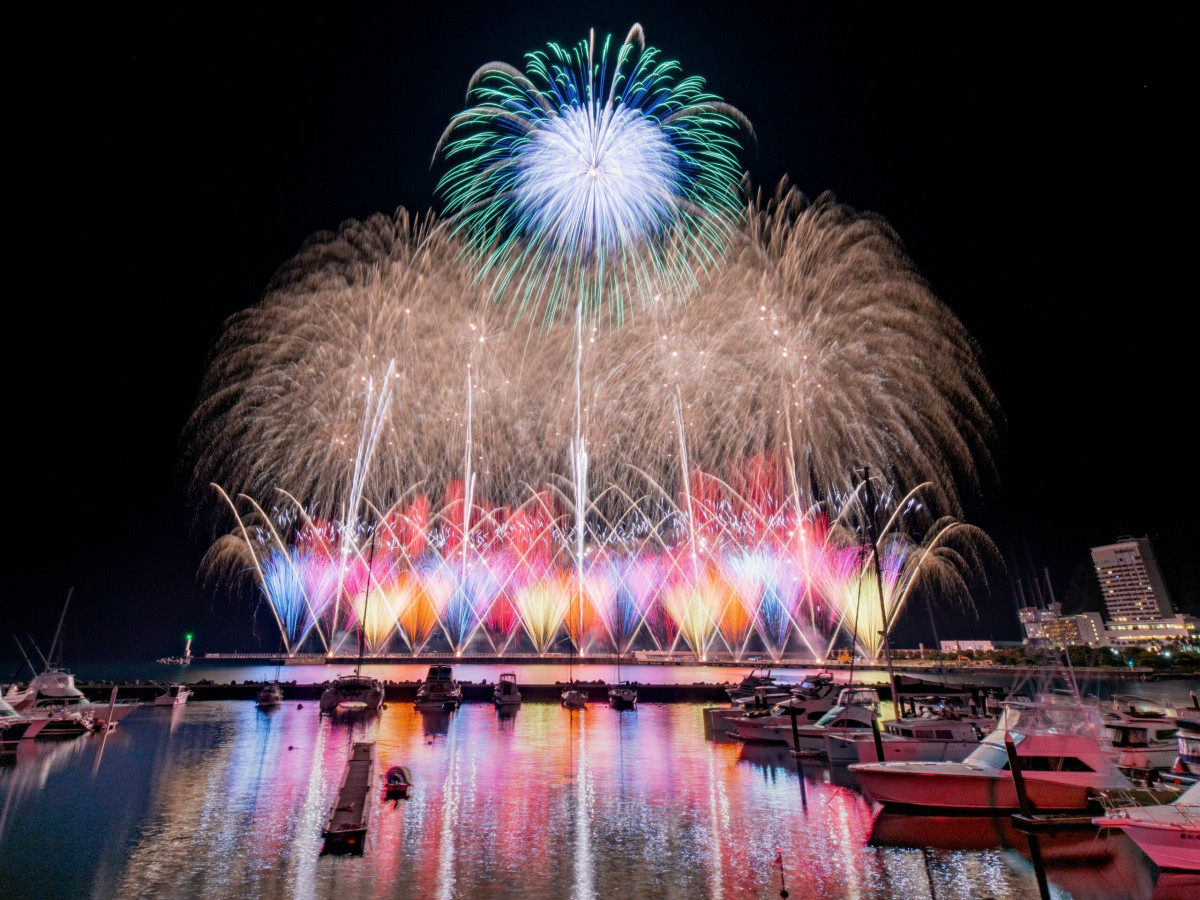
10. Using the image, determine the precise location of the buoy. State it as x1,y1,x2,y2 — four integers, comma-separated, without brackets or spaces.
288,745,294,750
298,703,304,709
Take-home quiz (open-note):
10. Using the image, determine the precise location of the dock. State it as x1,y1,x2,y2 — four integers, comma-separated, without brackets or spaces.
322,741,375,854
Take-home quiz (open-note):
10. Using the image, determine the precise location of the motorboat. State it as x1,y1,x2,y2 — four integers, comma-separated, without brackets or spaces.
1094,779,1200,871
155,684,193,707
725,667,780,705
383,764,413,800
319,673,385,713
849,695,1133,812
256,682,284,708
1165,713,1200,784
729,676,844,744
19,703,94,739
0,696,32,750
415,665,462,710
1103,694,1183,771
6,671,139,731
730,683,793,710
608,682,638,709
493,672,522,707
789,686,880,754
825,710,988,765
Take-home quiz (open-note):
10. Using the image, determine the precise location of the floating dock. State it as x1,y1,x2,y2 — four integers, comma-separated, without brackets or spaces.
322,741,375,854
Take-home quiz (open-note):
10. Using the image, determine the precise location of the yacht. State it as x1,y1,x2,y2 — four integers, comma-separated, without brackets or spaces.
415,665,462,710
825,707,990,765
849,696,1133,812
155,684,193,707
784,686,881,754
1094,779,1200,871
1103,695,1182,771
729,674,843,743
319,673,385,713
725,667,780,705
1167,713,1200,784
6,670,139,730
493,673,522,707
0,696,33,750
256,682,284,708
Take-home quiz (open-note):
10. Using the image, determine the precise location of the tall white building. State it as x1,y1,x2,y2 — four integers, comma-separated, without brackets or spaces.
1091,536,1174,624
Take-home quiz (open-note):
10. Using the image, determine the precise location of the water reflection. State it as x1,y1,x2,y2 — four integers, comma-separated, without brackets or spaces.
0,700,1189,899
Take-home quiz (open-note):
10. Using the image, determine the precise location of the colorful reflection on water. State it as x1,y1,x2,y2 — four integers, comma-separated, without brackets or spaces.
2,700,1198,899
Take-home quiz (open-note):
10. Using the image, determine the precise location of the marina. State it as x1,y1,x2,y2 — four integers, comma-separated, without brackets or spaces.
3,665,1199,898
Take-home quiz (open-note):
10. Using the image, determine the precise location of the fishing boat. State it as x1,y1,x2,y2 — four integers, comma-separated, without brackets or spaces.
383,764,413,800
1094,779,1200,871
154,684,193,707
849,695,1133,812
493,672,522,707
322,741,375,854
415,664,462,710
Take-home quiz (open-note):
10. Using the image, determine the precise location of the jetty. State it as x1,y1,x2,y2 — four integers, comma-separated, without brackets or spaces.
322,741,375,854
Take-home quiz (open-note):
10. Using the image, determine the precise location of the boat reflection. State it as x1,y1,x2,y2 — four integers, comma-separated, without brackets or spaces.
870,809,1159,899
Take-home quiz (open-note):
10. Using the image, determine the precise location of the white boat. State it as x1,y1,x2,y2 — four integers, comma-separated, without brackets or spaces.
561,687,588,709
730,684,793,710
415,665,462,710
825,711,988,765
1166,713,1200,784
849,695,1133,812
493,672,522,707
607,683,638,709
320,673,385,712
1,696,33,750
1103,694,1183,771
155,684,193,707
1094,779,1200,871
729,674,843,743
256,682,284,708
725,667,780,705
785,686,881,754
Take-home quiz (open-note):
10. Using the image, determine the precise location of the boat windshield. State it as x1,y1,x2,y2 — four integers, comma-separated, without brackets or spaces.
996,698,1108,739
965,742,1012,770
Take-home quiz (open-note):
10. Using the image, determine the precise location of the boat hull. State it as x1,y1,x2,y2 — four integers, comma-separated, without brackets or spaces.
850,763,1096,812
824,734,979,765
1099,820,1200,871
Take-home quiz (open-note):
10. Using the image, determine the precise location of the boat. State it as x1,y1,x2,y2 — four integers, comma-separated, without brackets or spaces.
320,673,385,713
608,653,637,709
415,664,462,710
561,686,588,709
493,672,522,707
778,686,881,753
1094,779,1200,871
1165,712,1200,785
322,741,375,854
255,682,284,708
824,706,990,765
730,683,793,710
320,532,386,714
154,684,193,707
729,675,844,744
383,764,413,800
0,696,33,751
849,694,1133,812
725,667,780,705
1102,694,1183,772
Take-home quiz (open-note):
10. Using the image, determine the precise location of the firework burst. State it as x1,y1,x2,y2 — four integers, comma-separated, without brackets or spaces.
434,23,751,325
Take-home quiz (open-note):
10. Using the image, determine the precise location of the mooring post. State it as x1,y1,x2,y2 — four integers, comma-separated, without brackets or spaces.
871,714,885,762
1004,732,1034,818
788,704,801,754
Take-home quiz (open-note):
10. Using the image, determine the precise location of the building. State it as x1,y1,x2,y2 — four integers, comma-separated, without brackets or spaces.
1091,536,1175,624
1018,603,1109,648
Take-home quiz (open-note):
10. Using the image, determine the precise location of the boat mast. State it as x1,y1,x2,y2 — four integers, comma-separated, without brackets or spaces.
45,587,73,672
358,531,376,677
859,470,899,722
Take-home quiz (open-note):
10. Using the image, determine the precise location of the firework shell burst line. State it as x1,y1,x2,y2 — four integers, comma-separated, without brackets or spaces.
434,24,753,326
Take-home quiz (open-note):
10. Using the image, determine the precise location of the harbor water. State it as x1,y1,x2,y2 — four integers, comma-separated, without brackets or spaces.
3,666,1199,899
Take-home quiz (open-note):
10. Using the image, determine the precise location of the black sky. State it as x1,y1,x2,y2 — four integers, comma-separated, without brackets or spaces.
6,4,1194,666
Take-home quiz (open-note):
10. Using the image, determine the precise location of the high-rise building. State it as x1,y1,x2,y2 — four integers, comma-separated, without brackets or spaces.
1091,536,1174,624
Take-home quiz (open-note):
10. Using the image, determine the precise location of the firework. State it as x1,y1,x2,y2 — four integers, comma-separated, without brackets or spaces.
434,24,751,325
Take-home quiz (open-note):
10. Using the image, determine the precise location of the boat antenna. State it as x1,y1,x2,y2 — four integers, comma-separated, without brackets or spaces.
45,587,73,671
11,635,37,680
27,634,50,671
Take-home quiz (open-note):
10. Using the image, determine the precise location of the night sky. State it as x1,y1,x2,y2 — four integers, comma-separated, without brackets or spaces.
7,4,1193,668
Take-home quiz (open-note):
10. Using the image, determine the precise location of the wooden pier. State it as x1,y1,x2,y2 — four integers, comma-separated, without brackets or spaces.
322,741,375,854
